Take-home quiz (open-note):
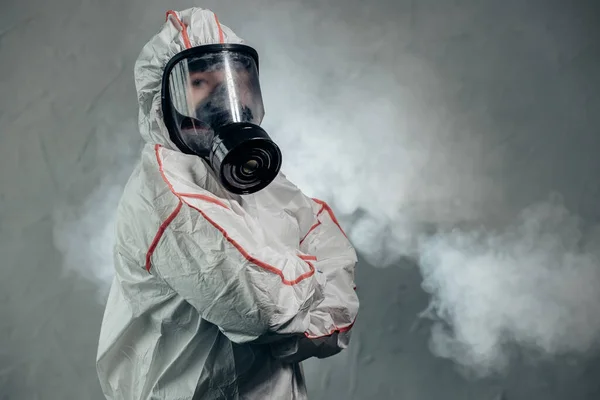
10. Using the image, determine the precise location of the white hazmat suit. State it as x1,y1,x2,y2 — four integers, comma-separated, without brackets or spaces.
96,7,359,400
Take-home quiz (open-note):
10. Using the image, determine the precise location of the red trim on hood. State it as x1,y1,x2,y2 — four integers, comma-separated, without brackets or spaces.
213,13,225,43
166,10,192,49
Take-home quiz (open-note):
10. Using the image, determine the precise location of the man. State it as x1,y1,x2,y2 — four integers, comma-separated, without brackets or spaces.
96,7,359,399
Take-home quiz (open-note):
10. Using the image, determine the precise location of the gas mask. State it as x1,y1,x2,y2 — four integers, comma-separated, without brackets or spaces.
161,44,282,195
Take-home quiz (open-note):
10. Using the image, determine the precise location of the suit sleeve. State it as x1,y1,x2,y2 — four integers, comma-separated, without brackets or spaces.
150,195,328,345
257,173,360,361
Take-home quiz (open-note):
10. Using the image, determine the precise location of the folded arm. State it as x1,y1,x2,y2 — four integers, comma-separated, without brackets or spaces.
150,193,328,344
149,172,359,360
252,173,360,362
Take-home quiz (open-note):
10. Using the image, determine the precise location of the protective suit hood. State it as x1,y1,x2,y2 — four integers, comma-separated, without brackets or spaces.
133,8,244,149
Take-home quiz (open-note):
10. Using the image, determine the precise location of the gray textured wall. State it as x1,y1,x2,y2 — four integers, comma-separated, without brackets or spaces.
1,0,599,399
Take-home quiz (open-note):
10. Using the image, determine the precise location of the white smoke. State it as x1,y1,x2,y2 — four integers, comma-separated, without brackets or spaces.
52,178,121,301
253,4,506,269
50,2,600,379
51,116,139,301
418,195,600,377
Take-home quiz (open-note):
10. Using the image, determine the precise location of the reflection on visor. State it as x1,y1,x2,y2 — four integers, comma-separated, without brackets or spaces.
169,55,262,123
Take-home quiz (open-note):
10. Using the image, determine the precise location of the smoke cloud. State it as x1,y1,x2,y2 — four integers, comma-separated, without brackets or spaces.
50,2,600,379
52,178,121,302
418,196,600,377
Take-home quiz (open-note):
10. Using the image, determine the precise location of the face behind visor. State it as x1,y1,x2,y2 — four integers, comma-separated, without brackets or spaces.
161,44,282,195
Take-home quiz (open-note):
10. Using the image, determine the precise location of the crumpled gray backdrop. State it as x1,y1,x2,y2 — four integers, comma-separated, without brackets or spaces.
1,0,599,399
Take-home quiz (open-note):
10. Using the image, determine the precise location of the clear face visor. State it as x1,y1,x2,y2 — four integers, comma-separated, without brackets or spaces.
166,50,265,156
